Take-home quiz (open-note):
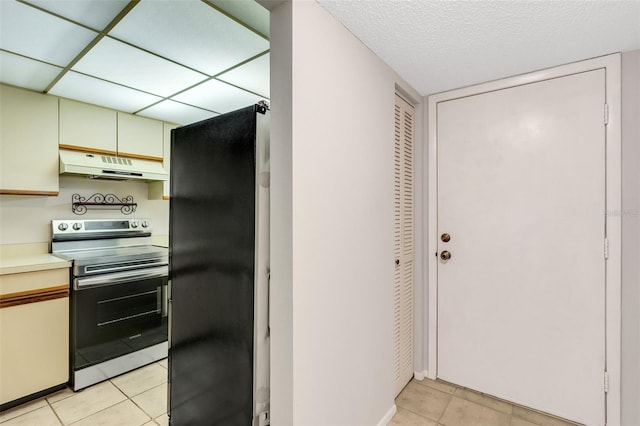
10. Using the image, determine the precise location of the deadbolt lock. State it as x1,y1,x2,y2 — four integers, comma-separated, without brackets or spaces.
440,251,451,260
441,233,451,242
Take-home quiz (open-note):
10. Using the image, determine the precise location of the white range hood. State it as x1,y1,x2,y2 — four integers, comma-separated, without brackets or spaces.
59,150,168,181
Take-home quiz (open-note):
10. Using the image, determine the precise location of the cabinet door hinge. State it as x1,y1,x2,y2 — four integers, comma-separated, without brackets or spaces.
604,238,609,259
604,371,609,393
604,104,609,125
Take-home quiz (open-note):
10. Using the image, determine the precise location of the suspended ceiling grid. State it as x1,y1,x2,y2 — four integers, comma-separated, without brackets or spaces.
0,0,270,126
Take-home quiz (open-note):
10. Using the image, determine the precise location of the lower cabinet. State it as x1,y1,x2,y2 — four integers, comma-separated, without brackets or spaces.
0,269,69,406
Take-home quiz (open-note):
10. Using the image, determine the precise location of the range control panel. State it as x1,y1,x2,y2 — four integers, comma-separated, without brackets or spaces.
52,219,151,236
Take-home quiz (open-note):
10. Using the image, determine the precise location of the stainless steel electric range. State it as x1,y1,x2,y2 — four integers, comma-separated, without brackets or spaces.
51,219,168,391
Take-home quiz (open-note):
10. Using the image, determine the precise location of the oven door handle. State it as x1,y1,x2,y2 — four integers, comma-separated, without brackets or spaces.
75,266,168,290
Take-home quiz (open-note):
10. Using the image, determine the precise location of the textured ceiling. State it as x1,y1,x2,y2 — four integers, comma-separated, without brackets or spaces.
317,0,640,96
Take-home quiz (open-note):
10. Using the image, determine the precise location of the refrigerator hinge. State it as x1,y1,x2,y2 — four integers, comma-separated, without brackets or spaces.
604,238,609,259
256,100,270,115
258,410,270,426
604,371,609,393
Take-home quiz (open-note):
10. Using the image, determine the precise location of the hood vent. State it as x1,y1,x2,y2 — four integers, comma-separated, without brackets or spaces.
59,150,168,181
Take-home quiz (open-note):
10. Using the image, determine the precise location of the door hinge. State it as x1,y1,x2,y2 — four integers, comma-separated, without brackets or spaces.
604,238,609,259
604,371,609,393
604,104,609,125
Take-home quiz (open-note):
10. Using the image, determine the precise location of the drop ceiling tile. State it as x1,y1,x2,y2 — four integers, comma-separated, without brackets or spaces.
207,0,270,39
72,37,207,97
172,79,265,114
137,100,218,126
0,51,62,91
109,0,269,76
22,0,129,31
218,53,270,97
0,1,97,66
49,71,162,113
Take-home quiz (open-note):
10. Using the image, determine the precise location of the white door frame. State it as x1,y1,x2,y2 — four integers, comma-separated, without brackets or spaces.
426,53,621,425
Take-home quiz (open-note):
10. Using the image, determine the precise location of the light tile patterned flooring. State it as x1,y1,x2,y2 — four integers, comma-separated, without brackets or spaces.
0,359,169,426
1,363,583,426
391,378,582,426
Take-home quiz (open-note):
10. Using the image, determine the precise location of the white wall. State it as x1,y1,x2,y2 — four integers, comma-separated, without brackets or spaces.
269,1,294,425
0,176,169,245
269,1,421,424
621,48,640,426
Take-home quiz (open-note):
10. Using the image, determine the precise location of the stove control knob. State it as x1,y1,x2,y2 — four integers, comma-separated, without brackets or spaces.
73,222,82,231
130,220,139,228
58,223,68,231
141,220,149,228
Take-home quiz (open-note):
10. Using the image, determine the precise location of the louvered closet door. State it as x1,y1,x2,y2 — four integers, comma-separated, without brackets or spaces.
393,94,415,396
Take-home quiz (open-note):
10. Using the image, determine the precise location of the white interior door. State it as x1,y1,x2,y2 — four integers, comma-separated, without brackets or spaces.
437,70,606,425
393,94,415,396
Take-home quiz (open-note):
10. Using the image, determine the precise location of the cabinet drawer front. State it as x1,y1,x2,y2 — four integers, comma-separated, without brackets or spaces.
0,269,69,296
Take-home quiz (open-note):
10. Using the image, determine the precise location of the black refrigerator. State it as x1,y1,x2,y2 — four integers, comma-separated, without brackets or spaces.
168,104,270,426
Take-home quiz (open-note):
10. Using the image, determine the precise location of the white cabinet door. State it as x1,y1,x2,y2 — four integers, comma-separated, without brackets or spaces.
437,70,606,425
117,112,163,161
0,268,70,405
59,98,117,154
0,85,59,195
149,122,178,200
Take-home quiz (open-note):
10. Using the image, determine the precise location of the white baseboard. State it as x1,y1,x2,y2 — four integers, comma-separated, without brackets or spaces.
413,370,429,380
377,404,397,426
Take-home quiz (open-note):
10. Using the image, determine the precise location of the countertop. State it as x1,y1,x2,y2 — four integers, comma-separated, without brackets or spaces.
0,243,71,275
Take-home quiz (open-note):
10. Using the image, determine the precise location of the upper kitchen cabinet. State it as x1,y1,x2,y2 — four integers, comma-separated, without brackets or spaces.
149,122,178,200
0,85,59,196
59,98,117,155
117,112,164,161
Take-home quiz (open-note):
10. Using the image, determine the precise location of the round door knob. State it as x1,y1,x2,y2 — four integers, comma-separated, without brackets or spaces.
58,223,68,231
440,251,451,260
73,222,82,230
441,233,451,242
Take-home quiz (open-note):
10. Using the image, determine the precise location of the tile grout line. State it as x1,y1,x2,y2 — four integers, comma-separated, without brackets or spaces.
45,396,65,426
436,391,455,424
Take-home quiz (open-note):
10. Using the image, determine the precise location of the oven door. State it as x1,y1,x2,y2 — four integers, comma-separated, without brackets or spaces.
72,266,168,371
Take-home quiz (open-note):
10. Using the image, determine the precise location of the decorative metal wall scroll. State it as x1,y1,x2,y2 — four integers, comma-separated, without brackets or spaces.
72,193,137,215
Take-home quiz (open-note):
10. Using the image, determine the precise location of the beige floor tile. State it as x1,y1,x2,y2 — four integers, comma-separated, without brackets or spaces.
440,396,510,426
154,413,169,426
511,416,540,426
389,407,438,425
395,381,451,422
454,388,513,415
111,363,168,398
131,383,167,419
46,387,76,404
70,400,150,426
157,358,168,369
413,378,457,395
512,406,580,426
51,381,127,425
0,398,47,423
141,422,157,426
1,406,61,426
